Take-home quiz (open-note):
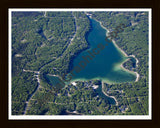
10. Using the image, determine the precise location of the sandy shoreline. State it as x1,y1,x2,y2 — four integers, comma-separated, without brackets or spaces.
102,81,118,106
98,20,129,57
128,54,139,67
120,60,140,82
97,19,140,82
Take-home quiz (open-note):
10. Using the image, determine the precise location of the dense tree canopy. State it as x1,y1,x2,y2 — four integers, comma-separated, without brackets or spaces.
11,11,149,115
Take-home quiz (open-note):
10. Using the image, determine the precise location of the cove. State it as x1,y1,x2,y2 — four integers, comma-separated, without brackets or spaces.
71,18,137,84
44,74,65,89
44,18,137,105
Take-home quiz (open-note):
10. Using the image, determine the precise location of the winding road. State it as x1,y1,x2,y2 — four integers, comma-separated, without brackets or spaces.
23,12,78,115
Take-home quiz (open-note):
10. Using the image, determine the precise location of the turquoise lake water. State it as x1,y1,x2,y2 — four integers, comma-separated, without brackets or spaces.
44,18,137,105
70,18,136,83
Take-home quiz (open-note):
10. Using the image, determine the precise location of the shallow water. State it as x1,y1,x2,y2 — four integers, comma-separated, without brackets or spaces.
71,18,136,84
45,18,137,105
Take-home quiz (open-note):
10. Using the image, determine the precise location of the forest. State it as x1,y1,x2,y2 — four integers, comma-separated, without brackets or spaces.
90,11,149,115
11,11,149,115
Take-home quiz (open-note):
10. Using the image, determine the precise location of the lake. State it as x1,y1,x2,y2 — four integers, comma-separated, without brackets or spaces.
45,18,136,105
71,18,136,84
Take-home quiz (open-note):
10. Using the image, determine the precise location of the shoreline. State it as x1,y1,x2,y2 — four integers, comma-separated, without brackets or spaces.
120,60,140,82
102,81,118,106
98,20,129,57
97,19,140,82
128,54,139,67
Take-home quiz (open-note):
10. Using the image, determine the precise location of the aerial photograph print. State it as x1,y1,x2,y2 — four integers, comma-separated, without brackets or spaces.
9,9,151,119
